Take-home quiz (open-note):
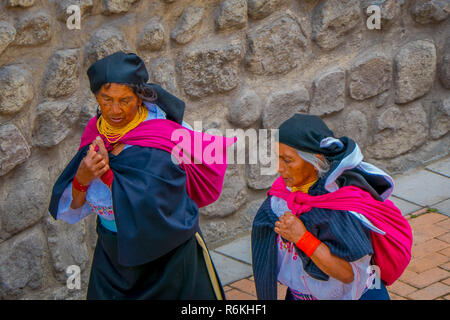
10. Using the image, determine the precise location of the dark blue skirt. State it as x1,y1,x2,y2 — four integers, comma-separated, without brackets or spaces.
86,220,222,300
359,281,390,300
285,281,390,300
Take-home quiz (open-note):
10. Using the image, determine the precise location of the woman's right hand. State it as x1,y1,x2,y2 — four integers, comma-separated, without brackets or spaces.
75,144,110,185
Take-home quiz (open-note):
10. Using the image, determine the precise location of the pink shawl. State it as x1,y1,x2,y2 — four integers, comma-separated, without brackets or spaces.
268,176,413,286
79,117,237,208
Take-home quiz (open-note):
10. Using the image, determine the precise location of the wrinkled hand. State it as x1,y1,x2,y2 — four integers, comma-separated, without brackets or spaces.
92,136,109,166
75,138,109,185
274,211,307,243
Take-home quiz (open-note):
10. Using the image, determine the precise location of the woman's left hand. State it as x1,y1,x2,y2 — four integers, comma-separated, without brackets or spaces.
274,211,307,243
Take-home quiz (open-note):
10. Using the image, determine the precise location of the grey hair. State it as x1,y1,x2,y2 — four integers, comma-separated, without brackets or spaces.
296,150,330,177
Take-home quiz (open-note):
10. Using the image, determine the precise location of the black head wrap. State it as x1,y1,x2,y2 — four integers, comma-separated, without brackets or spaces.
278,114,395,201
87,51,185,124
277,113,356,163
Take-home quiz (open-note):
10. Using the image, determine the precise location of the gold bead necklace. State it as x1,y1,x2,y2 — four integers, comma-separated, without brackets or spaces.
291,179,318,193
97,104,149,144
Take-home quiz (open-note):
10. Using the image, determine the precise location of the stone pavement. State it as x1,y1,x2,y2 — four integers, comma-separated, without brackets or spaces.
210,156,450,300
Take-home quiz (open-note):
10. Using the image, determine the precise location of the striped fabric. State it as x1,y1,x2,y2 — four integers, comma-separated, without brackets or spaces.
251,178,374,300
252,196,280,300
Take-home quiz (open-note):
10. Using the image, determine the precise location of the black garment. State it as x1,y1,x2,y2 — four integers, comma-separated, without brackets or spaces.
251,174,374,300
144,83,185,124
87,51,148,93
359,281,390,300
335,168,392,202
87,221,221,300
278,113,350,157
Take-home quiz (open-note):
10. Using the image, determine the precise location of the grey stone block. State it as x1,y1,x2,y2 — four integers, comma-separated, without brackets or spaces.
0,151,50,239
247,0,286,20
392,169,450,206
333,109,369,149
55,0,93,22
210,251,252,286
44,215,90,283
426,157,450,178
170,6,204,45
0,123,31,177
389,196,422,216
262,85,309,129
433,199,450,217
361,0,405,29
85,27,130,66
0,21,16,55
0,228,46,298
215,235,252,265
440,37,450,89
32,99,81,148
103,0,139,15
216,0,247,31
229,88,262,128
410,0,449,25
394,40,437,104
43,49,81,98
311,0,361,50
177,40,243,98
150,57,177,94
246,13,307,75
200,165,248,218
311,68,345,116
14,10,52,46
367,102,428,159
137,18,166,51
7,0,35,7
0,64,34,115
430,98,450,140
349,53,392,101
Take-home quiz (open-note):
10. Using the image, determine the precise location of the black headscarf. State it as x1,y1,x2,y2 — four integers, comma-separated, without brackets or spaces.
87,51,185,124
278,113,356,163
278,113,394,200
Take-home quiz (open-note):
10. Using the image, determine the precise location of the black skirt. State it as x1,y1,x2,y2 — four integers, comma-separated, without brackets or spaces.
86,221,224,300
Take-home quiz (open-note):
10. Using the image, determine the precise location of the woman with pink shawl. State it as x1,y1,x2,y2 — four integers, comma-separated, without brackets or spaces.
251,114,412,300
48,52,236,300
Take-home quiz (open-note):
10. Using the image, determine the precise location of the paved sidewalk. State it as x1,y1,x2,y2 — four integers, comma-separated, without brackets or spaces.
210,156,450,300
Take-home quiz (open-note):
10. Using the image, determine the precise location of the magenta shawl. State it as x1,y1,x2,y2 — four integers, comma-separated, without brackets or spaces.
268,176,413,286
80,116,237,208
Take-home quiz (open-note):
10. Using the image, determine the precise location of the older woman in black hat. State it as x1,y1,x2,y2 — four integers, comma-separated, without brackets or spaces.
251,114,403,300
48,51,228,300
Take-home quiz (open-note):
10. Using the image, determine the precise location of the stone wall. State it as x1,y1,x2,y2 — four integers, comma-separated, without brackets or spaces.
0,0,448,299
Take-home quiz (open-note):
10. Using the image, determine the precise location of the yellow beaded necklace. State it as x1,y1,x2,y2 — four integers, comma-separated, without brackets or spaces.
291,179,317,193
97,104,149,144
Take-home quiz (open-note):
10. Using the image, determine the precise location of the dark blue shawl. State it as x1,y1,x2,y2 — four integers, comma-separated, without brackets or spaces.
48,145,200,267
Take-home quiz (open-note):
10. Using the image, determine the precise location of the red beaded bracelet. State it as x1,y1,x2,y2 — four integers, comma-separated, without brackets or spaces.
73,175,90,192
100,168,114,187
295,231,321,258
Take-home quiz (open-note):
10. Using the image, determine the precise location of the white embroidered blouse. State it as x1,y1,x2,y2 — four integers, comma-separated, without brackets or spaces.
271,195,376,300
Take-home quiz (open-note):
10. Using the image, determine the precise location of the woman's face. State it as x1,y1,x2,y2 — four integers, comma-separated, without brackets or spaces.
96,83,142,128
275,142,319,188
